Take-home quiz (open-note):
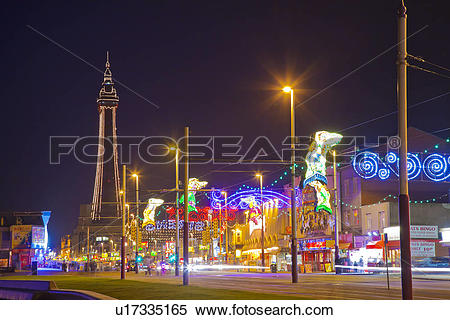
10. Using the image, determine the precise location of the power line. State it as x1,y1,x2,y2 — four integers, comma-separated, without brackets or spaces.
408,63,450,80
408,54,450,73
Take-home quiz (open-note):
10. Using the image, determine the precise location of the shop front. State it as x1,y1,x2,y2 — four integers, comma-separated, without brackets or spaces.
299,238,334,272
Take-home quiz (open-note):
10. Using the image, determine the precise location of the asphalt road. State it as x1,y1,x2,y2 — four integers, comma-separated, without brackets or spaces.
124,271,450,300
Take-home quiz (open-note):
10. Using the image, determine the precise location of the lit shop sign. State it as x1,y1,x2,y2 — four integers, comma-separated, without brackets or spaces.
299,238,333,250
145,219,205,232
411,241,435,257
383,225,438,241
165,206,237,222
353,152,450,182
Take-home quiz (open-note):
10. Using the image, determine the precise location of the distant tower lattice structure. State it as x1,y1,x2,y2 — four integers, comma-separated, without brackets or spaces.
91,52,121,220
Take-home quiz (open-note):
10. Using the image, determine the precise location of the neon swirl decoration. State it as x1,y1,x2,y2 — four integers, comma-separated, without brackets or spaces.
209,189,301,210
352,152,450,182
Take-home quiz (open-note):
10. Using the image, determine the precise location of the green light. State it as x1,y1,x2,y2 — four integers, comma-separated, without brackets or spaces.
446,138,450,143
434,144,439,149
424,149,428,153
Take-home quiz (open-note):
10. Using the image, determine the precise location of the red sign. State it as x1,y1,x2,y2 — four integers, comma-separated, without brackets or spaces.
165,206,237,222
306,241,326,249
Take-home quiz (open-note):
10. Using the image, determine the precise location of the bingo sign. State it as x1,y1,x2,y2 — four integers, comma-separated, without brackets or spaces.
411,241,435,257
410,225,438,239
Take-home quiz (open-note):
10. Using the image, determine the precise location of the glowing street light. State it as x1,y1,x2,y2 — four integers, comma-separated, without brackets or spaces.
282,86,292,93
282,86,298,283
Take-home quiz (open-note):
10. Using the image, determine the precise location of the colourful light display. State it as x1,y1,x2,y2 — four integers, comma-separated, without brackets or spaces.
304,131,342,214
179,178,208,213
142,198,164,227
209,189,301,210
352,152,450,182
241,196,263,235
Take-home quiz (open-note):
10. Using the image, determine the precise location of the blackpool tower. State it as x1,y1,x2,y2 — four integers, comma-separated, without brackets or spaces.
90,52,121,220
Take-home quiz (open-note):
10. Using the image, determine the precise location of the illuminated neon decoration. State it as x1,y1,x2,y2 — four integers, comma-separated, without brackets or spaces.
145,219,204,232
304,131,343,214
209,189,301,210
352,152,450,182
241,196,264,235
179,178,208,213
142,198,164,227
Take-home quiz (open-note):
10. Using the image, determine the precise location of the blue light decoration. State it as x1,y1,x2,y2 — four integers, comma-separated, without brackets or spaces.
209,189,301,210
352,152,450,182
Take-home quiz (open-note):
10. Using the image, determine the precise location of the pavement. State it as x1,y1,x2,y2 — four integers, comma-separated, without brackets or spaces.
95,270,450,300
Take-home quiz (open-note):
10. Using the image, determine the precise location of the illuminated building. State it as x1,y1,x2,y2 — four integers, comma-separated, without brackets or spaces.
70,55,124,266
0,211,51,270
60,235,71,261
90,52,122,220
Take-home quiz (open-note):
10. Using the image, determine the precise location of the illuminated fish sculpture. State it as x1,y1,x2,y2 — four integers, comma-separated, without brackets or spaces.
179,178,208,213
304,131,342,213
142,198,164,227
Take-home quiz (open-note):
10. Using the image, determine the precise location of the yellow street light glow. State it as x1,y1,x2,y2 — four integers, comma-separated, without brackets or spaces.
169,146,176,151
119,190,123,194
132,173,138,178
125,204,129,208
255,173,262,177
282,86,292,93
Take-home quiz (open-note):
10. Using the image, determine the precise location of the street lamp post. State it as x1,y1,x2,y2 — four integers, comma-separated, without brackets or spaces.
283,86,298,283
121,165,126,280
183,126,190,285
333,150,340,274
222,191,228,263
256,174,265,271
132,174,140,274
170,146,181,277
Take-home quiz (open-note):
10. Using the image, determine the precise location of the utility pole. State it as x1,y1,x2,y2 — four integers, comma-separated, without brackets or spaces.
257,174,265,271
397,0,412,300
175,146,180,276
224,192,228,263
121,164,126,280
134,174,139,274
86,226,90,272
333,150,340,274
219,202,222,263
183,126,189,285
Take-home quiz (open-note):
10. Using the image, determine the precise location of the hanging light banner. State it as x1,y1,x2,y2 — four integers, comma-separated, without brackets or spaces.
353,151,450,182
209,189,301,210
165,206,237,221
145,219,205,232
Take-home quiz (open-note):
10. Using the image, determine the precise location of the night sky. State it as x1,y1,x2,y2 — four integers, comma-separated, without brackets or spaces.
0,1,448,248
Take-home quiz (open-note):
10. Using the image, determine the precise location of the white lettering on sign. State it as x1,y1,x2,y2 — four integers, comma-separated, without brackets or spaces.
410,225,438,239
411,241,435,257
383,225,438,240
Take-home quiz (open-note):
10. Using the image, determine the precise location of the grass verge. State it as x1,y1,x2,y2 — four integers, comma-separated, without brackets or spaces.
2,275,301,300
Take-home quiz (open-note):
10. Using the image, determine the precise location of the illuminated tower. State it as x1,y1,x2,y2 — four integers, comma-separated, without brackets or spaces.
90,52,121,220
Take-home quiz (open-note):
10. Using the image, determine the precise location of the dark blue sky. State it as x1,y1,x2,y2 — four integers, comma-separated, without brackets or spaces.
0,1,448,248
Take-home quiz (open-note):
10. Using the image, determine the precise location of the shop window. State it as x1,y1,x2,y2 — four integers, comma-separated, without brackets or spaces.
353,209,359,225
343,179,350,197
344,211,349,226
379,211,385,229
352,177,358,194
366,213,372,231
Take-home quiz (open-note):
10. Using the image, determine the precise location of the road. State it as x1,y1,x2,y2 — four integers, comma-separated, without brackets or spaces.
121,271,450,300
